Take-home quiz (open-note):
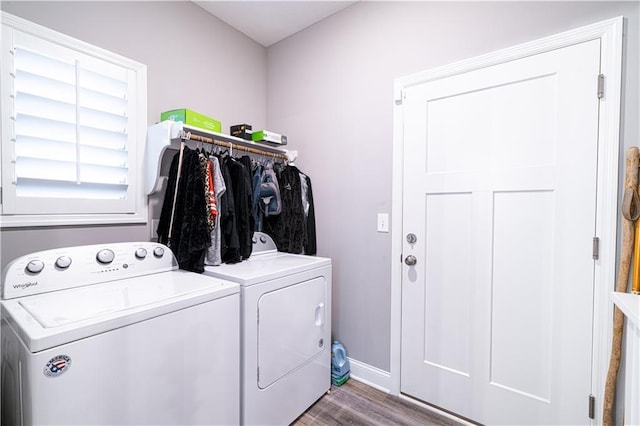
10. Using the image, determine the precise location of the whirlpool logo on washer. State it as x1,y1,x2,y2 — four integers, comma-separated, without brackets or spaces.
44,355,72,377
12,281,38,290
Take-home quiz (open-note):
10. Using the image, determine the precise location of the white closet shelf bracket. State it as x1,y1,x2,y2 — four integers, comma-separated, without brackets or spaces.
145,120,288,195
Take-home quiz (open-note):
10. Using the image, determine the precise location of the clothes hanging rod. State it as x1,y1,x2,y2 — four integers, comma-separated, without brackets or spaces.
181,131,289,161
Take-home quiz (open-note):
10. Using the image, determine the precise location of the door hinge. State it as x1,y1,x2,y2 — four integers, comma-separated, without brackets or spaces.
593,237,600,260
588,394,595,419
597,74,604,99
395,89,404,105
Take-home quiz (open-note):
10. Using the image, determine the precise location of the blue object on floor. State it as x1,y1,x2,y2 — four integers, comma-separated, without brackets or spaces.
331,340,350,385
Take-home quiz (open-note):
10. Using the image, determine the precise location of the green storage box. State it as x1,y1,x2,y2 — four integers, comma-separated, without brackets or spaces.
161,109,221,133
251,130,287,146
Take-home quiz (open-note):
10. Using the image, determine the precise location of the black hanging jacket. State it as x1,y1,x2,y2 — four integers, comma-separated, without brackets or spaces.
265,165,305,254
220,156,240,263
157,147,211,272
303,174,317,255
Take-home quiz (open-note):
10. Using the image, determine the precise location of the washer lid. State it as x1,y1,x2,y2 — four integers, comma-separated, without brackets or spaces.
204,253,331,286
20,273,214,328
1,270,238,352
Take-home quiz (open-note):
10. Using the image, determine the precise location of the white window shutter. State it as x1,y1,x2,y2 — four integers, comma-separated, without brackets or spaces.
1,13,147,225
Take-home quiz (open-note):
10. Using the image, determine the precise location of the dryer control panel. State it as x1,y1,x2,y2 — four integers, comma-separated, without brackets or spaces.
1,242,177,300
251,232,277,254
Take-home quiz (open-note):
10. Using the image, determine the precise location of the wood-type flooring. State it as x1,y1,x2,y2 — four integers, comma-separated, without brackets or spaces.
291,379,464,426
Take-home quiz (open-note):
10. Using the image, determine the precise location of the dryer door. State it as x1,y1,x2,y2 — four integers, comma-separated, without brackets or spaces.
257,276,327,389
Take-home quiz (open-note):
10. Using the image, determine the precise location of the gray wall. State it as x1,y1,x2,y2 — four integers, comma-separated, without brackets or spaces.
266,1,640,371
0,1,267,270
1,1,638,376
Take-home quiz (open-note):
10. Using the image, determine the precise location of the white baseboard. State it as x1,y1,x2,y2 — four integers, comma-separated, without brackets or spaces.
347,357,391,393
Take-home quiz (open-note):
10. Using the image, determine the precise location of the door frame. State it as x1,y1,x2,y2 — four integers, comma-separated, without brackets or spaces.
390,17,624,422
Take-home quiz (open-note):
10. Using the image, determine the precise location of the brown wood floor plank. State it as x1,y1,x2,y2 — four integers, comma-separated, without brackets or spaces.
291,379,463,426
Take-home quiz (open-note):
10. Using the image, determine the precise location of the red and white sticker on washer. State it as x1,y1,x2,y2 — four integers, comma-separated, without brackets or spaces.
44,355,72,377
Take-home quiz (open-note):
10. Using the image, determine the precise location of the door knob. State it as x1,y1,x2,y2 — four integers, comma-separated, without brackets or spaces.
404,255,417,266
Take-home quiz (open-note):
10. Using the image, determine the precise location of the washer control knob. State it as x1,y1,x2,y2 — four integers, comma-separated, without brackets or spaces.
259,235,267,244
153,247,165,258
135,248,147,259
55,256,72,269
26,259,45,274
252,236,258,244
96,249,115,265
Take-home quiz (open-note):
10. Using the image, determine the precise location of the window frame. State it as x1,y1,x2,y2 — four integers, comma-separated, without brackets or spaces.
0,12,148,228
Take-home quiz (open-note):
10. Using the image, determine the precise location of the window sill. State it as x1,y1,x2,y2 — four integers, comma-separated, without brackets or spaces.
0,213,147,228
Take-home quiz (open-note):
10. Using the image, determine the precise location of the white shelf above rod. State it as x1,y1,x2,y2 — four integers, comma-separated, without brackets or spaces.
145,121,288,195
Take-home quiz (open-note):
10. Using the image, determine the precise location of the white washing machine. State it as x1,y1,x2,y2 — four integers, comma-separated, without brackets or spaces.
203,233,332,425
1,242,240,426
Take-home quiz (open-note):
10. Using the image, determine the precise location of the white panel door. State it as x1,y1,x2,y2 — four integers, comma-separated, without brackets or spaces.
401,39,600,425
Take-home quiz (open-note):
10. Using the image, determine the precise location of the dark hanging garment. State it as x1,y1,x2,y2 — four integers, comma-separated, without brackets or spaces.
157,147,211,272
303,174,317,255
238,156,255,259
221,156,254,263
252,163,264,231
258,165,282,219
265,165,305,254
220,156,240,264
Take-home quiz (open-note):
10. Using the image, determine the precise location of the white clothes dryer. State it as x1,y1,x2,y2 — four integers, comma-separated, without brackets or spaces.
1,242,240,426
203,232,332,425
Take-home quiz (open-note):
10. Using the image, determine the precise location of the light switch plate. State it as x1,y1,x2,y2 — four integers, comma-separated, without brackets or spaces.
377,213,389,233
